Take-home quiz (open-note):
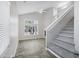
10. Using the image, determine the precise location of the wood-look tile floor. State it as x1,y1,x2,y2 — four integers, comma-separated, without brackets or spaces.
14,39,56,58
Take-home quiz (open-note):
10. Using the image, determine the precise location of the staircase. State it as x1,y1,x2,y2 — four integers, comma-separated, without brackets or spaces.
47,19,79,58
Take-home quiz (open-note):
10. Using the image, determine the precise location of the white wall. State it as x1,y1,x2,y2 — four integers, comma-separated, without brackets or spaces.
19,12,44,40
10,2,18,38
0,2,10,56
42,7,57,30
74,2,79,53
8,2,19,57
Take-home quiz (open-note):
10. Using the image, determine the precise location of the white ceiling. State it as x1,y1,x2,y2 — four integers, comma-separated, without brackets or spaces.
16,1,71,15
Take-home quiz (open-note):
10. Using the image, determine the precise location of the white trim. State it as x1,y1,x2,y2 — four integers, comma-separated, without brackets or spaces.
74,2,79,53
19,38,45,41
46,48,61,58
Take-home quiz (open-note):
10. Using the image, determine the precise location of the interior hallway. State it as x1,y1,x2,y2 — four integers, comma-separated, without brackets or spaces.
1,1,79,58
14,39,56,58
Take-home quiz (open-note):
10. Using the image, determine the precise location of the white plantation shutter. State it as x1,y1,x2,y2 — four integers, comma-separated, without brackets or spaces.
0,2,10,56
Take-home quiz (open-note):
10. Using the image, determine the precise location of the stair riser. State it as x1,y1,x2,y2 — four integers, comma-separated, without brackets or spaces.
53,40,75,53
59,34,74,38
56,38,74,45
47,44,74,58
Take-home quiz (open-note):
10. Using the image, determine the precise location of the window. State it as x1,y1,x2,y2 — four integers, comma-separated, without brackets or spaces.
24,19,38,35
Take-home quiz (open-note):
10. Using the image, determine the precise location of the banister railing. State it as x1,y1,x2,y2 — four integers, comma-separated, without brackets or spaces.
46,5,73,32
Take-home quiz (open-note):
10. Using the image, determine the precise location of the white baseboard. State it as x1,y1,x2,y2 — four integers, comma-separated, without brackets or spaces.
46,48,61,58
